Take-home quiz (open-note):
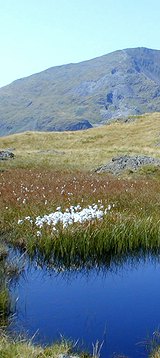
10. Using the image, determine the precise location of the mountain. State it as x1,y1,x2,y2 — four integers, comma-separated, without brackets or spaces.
1,47,160,136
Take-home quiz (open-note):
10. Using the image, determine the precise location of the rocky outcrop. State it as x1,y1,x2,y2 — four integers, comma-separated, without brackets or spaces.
36,119,92,132
61,119,92,131
52,119,92,132
96,155,160,174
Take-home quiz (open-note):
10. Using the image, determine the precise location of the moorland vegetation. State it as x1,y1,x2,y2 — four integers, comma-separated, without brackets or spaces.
0,113,160,357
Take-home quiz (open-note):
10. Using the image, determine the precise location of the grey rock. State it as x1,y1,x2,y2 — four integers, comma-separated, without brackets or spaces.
0,150,14,160
96,155,160,174
62,119,92,131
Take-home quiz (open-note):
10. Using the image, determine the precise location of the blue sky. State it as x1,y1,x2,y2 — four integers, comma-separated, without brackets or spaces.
0,0,160,87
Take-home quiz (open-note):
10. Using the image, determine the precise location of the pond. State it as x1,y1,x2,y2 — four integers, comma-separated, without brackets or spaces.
9,256,160,358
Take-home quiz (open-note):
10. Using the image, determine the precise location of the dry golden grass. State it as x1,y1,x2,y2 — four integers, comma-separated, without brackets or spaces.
151,351,160,358
0,113,160,171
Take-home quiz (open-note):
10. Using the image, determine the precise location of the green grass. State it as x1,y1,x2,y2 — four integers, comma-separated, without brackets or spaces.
0,244,20,327
0,288,10,326
0,255,11,326
0,334,91,358
0,246,8,261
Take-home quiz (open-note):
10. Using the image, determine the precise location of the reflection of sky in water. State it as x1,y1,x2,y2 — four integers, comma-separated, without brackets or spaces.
10,258,160,358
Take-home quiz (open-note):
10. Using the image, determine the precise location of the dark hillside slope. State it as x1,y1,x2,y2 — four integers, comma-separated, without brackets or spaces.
1,47,160,136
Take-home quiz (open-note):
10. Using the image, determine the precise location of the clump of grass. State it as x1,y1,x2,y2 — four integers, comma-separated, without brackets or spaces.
151,349,160,358
0,243,21,327
0,246,9,326
0,288,10,326
148,331,160,358
0,260,11,327
0,245,8,261
0,333,90,358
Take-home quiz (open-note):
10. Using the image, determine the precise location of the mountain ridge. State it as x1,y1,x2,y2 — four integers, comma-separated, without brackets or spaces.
1,47,160,136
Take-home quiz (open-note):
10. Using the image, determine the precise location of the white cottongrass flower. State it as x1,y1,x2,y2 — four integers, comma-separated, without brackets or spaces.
18,203,114,232
18,219,23,224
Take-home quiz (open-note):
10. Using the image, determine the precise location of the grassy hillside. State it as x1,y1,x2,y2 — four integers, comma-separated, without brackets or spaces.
0,112,160,171
1,47,160,136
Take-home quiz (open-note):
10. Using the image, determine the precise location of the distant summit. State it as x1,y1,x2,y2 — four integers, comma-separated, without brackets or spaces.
1,47,160,136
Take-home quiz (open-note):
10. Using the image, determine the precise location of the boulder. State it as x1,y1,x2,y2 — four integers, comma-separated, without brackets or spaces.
96,155,160,174
0,150,15,160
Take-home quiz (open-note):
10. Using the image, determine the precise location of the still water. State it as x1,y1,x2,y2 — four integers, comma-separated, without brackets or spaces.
10,257,160,358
